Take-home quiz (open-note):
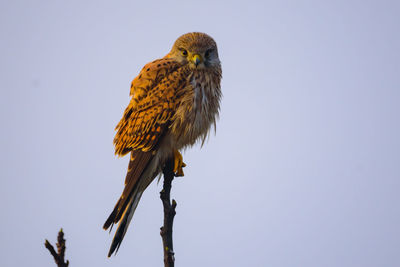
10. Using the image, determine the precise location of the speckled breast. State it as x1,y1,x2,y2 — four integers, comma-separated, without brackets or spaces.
170,69,222,149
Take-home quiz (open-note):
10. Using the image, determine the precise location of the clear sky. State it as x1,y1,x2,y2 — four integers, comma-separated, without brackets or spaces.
1,0,399,266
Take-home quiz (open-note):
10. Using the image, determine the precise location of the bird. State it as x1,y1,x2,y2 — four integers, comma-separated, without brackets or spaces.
103,32,222,257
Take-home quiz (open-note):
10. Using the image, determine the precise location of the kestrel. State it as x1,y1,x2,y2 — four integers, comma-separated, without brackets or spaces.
103,32,222,256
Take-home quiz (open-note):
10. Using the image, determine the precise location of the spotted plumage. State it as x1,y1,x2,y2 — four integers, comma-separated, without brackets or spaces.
104,32,222,257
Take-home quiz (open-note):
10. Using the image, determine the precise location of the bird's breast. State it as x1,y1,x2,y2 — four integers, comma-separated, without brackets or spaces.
170,70,222,149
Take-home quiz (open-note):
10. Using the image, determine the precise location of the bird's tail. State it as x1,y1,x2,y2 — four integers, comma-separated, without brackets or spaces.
103,150,155,257
106,186,143,257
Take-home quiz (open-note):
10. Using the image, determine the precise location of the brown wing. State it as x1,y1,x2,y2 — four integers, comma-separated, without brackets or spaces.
114,58,185,156
104,58,189,230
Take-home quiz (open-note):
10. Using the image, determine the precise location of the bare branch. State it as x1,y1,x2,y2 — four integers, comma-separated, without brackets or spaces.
44,228,69,267
160,158,176,267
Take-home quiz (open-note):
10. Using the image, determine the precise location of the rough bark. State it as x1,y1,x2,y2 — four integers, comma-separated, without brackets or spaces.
44,228,69,267
160,158,177,267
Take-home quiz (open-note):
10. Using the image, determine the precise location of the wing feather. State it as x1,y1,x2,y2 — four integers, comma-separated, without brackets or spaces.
105,58,189,231
114,58,187,155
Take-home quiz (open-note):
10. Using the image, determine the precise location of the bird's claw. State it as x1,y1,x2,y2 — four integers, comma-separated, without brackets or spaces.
173,150,186,177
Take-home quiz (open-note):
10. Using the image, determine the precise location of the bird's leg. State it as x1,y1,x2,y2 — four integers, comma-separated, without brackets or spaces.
173,149,186,177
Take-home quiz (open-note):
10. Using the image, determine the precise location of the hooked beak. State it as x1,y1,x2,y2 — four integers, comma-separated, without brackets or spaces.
192,54,202,66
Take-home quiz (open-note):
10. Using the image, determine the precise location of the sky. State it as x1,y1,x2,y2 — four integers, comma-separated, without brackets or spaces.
1,0,399,266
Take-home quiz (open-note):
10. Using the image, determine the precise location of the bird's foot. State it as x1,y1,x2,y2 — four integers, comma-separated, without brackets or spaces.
173,149,186,177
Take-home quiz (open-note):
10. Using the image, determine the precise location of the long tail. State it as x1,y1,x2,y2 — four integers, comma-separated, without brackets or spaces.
103,150,155,257
106,187,143,257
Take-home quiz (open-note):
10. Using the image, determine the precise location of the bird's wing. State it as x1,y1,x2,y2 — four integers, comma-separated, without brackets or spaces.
114,58,184,156
104,58,188,230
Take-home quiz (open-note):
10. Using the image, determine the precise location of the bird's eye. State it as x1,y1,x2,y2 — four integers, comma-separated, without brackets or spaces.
205,49,213,58
181,49,188,57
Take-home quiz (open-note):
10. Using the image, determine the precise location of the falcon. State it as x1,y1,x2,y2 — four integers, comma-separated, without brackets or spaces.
103,32,222,256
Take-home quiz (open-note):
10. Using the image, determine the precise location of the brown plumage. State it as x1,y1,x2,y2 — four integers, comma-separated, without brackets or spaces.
103,32,222,257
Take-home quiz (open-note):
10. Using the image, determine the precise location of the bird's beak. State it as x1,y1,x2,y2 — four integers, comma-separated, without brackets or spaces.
192,54,202,66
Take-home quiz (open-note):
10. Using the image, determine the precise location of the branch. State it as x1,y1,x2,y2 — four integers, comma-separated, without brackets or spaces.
44,228,70,267
160,158,177,267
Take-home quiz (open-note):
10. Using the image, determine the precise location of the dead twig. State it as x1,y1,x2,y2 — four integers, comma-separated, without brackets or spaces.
160,158,177,267
44,228,69,267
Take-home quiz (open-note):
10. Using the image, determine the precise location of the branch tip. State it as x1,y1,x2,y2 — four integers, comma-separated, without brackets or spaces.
44,229,69,267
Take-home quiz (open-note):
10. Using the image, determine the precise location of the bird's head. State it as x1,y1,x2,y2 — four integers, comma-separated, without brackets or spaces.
169,32,220,70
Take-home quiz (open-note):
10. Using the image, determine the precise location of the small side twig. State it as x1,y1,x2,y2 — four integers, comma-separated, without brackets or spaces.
44,228,69,267
160,158,177,267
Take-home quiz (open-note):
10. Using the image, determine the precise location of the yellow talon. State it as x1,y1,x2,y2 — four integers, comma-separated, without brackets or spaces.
173,149,186,177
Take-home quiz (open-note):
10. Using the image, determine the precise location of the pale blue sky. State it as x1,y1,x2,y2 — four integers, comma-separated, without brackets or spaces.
1,0,399,266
